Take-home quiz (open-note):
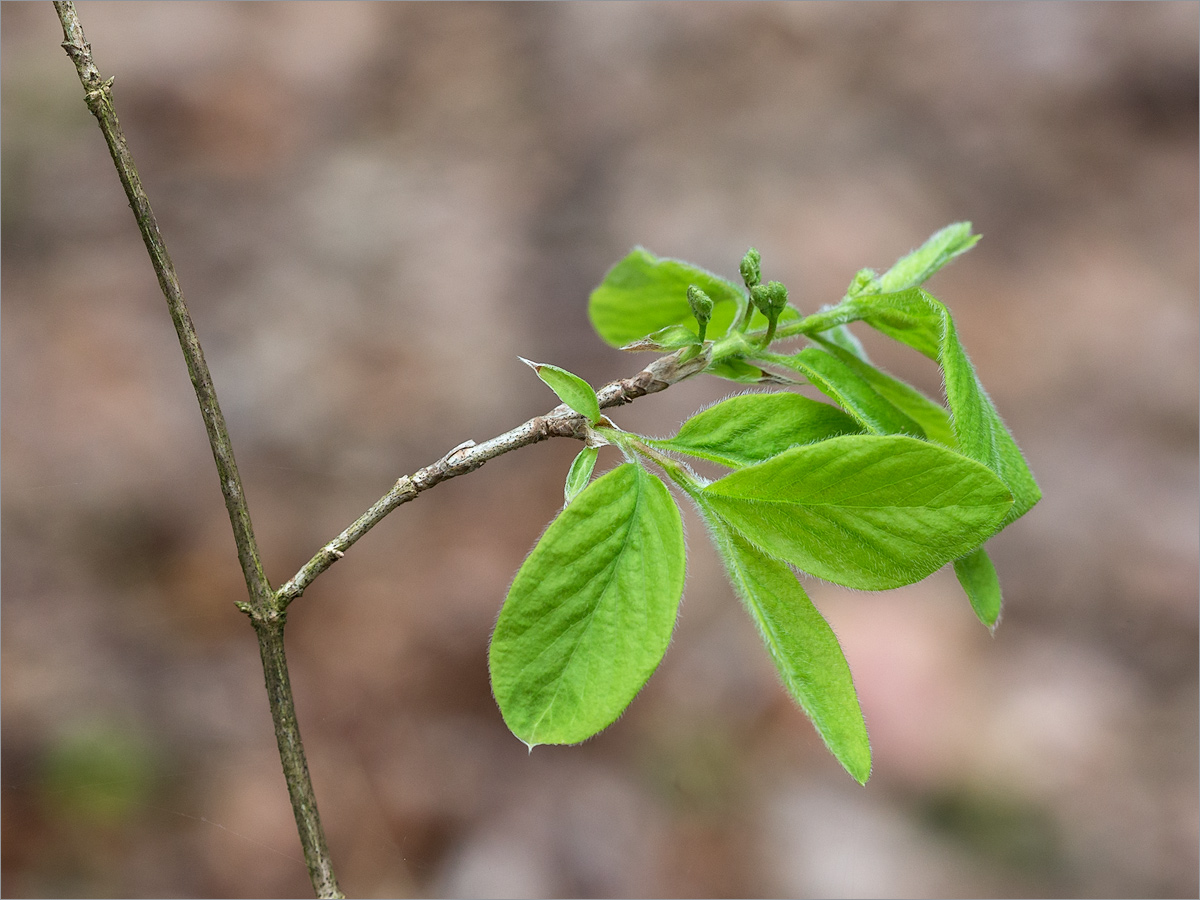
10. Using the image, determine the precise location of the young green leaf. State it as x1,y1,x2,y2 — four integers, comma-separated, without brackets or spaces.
490,463,686,747
589,248,746,347
953,547,1003,628
702,510,871,783
646,392,861,469
876,221,980,293
702,434,1013,590
766,347,927,438
705,357,771,384
564,446,599,504
810,339,957,448
813,321,869,362
797,288,1040,522
619,324,702,353
520,358,601,424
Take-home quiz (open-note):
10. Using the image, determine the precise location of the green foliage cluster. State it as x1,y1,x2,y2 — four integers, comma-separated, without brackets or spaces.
489,224,1039,783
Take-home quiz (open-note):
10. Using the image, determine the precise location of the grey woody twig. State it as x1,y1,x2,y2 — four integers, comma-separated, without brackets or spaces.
51,4,341,897
276,348,709,606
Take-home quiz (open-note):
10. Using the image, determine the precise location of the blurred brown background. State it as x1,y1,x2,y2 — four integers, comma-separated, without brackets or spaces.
2,2,1197,897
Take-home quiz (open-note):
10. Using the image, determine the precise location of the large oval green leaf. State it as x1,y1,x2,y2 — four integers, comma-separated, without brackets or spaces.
489,463,685,747
589,247,746,347
702,434,1012,590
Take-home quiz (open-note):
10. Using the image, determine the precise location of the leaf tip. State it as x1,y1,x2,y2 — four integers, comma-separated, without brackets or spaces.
843,748,872,785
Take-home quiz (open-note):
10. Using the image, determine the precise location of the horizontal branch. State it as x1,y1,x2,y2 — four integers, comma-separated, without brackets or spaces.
276,348,710,606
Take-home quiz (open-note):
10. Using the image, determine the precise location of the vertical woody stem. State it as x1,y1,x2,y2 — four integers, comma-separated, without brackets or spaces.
253,617,343,898
52,3,342,896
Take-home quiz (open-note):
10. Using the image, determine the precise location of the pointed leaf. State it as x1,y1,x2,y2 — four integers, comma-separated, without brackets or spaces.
703,510,871,783
521,358,601,424
813,322,869,361
648,392,861,469
954,547,1003,628
770,347,927,438
490,463,686,747
811,339,957,448
589,248,747,347
702,434,1013,590
564,447,599,504
619,324,702,352
877,221,980,293
798,288,1040,522
706,357,771,384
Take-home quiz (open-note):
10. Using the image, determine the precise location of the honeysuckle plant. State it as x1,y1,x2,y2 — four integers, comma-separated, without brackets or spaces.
53,1,1038,891
491,223,1040,784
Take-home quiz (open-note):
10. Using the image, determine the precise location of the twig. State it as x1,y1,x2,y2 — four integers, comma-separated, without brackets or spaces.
52,4,341,897
276,349,710,606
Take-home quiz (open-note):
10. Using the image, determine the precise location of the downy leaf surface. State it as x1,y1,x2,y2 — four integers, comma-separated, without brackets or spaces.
490,463,685,747
702,511,871,783
649,392,861,469
876,221,980,293
701,434,1013,590
798,288,1040,522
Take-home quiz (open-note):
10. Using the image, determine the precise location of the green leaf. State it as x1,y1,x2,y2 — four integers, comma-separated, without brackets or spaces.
705,357,770,384
564,447,599,504
589,248,747,347
813,322,869,361
877,222,980,293
798,288,1040,522
810,339,957,448
490,463,686,747
702,511,871,782
618,323,702,353
647,392,861,469
701,434,1013,590
768,347,927,438
520,358,601,424
954,547,1003,628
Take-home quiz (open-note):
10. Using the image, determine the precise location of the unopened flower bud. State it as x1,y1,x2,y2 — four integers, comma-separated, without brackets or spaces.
687,284,714,340
848,267,880,298
739,248,762,290
752,280,789,343
763,280,788,318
